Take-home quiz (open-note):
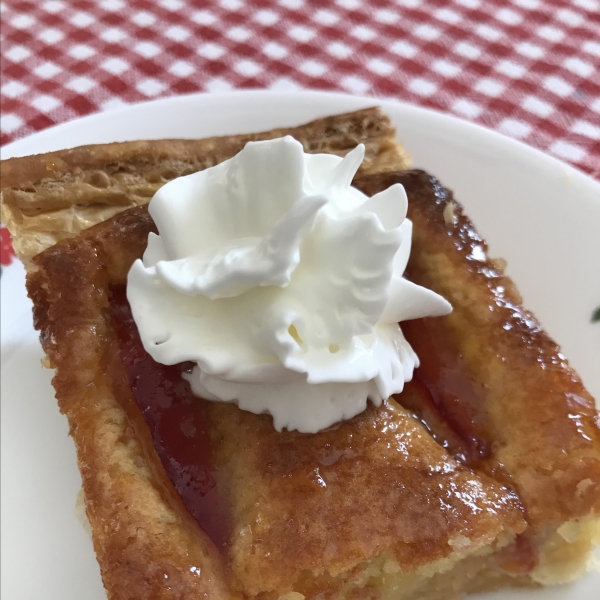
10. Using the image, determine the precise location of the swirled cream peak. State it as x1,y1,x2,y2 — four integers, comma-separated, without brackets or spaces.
127,136,451,433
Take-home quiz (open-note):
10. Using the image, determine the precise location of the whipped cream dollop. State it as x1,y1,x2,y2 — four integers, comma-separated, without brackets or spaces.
127,136,451,433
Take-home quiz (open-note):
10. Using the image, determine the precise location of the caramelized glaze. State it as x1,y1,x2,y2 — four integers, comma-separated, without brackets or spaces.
357,170,600,529
209,395,525,592
109,285,526,588
401,318,491,467
22,165,600,596
110,286,229,549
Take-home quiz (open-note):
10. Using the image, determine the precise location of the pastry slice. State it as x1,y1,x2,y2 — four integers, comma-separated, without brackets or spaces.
1,107,409,266
24,204,526,598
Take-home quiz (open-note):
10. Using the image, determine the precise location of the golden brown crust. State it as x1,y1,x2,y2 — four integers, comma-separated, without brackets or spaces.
25,198,526,597
1,107,410,265
210,397,525,595
356,170,600,529
28,227,233,600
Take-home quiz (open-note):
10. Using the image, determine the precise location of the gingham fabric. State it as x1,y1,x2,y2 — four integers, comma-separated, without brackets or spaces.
1,0,599,177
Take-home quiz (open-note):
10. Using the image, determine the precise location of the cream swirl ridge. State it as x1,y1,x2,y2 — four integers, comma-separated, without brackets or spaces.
127,136,451,433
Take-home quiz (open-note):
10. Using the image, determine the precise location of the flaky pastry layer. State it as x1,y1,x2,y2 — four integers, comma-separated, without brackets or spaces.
1,107,409,266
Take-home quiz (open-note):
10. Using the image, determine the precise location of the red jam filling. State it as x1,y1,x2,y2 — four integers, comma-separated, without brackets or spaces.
110,287,228,549
401,318,491,467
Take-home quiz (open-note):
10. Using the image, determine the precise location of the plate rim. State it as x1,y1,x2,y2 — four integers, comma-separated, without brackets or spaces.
2,89,599,197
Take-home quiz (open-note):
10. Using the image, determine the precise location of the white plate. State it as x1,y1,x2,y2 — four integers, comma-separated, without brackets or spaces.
1,91,599,600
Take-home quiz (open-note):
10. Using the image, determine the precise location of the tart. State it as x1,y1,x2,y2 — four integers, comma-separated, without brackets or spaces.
2,109,598,599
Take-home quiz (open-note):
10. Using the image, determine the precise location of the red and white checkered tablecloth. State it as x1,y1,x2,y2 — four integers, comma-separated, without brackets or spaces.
1,0,599,177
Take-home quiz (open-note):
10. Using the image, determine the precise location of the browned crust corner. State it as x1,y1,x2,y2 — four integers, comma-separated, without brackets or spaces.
356,169,600,528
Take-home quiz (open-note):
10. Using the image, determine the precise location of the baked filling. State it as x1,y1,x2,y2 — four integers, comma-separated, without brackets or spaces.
109,276,529,592
2,109,599,599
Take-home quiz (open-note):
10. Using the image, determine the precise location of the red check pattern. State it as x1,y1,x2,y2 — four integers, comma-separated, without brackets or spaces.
1,0,599,177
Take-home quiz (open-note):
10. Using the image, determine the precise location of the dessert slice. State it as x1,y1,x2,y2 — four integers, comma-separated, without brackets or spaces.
25,205,526,598
20,169,600,599
1,107,409,266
